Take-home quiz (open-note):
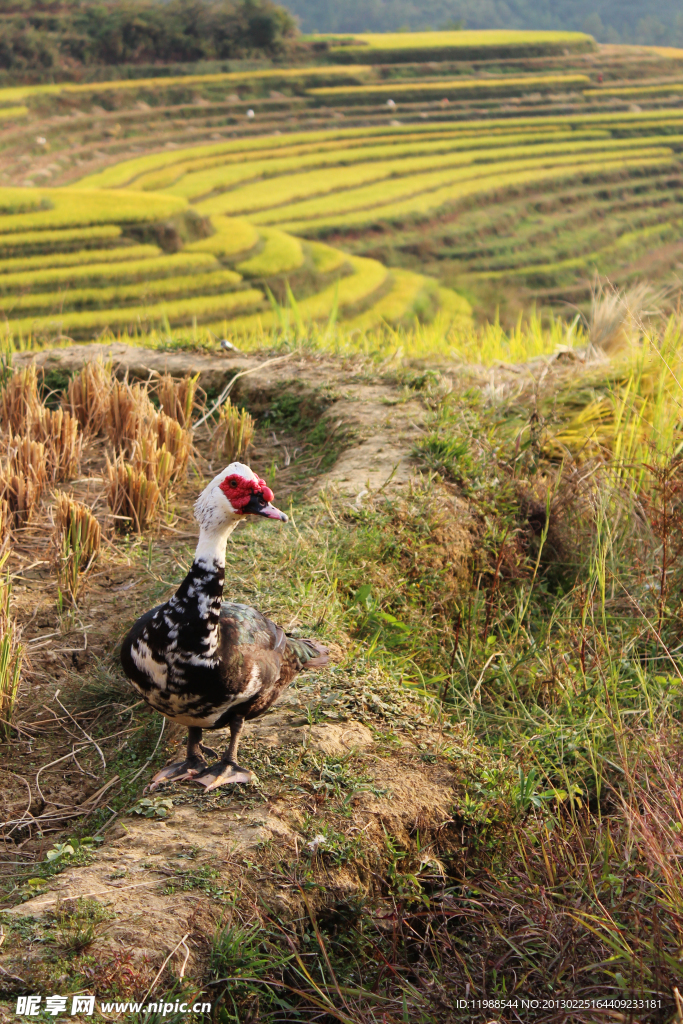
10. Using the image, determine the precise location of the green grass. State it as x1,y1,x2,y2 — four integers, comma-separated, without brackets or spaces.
228,253,389,332
308,73,591,102
0,64,372,106
0,224,123,252
345,268,434,328
0,252,219,293
279,153,675,234
586,83,683,98
0,269,242,315
235,228,304,277
75,111,683,191
7,286,264,337
0,243,161,274
135,126,599,196
0,105,28,119
184,214,259,259
200,147,671,225
155,130,616,203
330,29,594,50
308,240,348,274
0,188,186,233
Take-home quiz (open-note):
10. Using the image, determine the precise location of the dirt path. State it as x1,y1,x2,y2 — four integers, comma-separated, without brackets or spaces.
16,342,428,496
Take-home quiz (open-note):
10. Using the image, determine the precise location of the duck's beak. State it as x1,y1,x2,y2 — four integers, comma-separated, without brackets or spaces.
243,492,288,521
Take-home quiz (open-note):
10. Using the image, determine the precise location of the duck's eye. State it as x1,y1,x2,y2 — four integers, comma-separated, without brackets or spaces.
229,480,237,488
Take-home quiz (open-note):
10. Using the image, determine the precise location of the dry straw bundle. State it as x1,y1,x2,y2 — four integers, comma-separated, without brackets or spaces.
156,372,199,428
0,557,22,739
64,357,112,435
214,398,254,462
5,433,47,487
0,364,42,434
156,412,192,480
53,492,101,601
106,379,157,457
0,471,40,528
106,454,162,533
33,407,83,481
0,498,9,555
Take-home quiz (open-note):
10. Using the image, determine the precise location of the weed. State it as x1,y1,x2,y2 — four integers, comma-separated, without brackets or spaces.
49,897,114,953
53,492,101,602
131,797,173,819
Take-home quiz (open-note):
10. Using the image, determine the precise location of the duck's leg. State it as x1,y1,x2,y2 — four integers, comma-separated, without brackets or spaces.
191,715,253,791
148,726,211,791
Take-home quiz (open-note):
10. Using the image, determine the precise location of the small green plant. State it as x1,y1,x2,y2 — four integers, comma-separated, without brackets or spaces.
50,897,114,953
131,796,173,819
53,492,101,602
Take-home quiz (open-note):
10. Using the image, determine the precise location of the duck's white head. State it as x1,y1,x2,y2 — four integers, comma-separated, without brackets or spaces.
194,462,287,532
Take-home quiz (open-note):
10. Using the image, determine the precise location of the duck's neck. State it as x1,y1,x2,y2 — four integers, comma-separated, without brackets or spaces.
166,521,238,643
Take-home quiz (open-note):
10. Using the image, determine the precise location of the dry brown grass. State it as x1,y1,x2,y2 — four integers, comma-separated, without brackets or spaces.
156,412,192,480
0,562,23,739
0,470,41,527
33,407,83,481
129,429,176,493
0,498,9,555
106,379,157,456
64,357,113,435
214,398,254,462
0,364,42,433
4,434,48,498
156,371,199,428
105,454,162,533
53,491,101,601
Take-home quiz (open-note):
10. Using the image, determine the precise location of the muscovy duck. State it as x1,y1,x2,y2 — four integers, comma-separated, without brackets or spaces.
120,462,329,791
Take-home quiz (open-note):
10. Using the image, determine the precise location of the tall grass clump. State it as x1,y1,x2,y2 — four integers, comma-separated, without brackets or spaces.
214,398,254,462
53,492,101,602
0,559,23,739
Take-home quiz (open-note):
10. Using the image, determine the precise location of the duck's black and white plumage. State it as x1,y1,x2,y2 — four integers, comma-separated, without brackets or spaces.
120,462,328,791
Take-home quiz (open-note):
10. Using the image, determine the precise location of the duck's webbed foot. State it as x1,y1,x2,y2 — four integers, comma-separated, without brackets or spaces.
148,754,207,791
190,715,252,791
191,760,253,791
146,726,209,792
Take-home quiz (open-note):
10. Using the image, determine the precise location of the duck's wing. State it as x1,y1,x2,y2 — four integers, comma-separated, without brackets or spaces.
218,601,286,698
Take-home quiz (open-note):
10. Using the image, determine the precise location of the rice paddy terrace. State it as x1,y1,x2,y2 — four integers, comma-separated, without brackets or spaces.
1,30,683,338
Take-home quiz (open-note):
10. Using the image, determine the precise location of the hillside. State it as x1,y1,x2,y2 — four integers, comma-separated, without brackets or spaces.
0,30,682,333
287,0,683,46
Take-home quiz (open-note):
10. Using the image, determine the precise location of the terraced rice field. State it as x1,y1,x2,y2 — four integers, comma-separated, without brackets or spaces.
0,29,683,338
0,181,468,342
67,100,683,318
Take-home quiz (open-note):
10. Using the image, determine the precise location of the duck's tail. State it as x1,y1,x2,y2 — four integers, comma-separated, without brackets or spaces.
285,636,330,670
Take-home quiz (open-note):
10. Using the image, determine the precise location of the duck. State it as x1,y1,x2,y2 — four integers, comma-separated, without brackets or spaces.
120,462,329,792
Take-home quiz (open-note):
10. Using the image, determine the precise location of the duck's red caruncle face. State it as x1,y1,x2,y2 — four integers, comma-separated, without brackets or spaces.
218,472,286,520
